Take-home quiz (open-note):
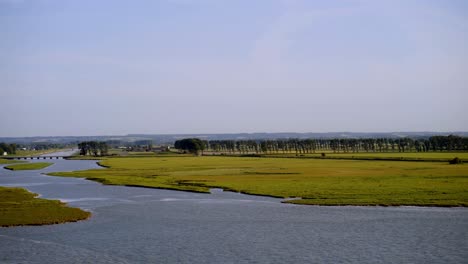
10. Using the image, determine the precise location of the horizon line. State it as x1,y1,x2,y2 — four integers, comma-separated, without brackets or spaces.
1,131,467,138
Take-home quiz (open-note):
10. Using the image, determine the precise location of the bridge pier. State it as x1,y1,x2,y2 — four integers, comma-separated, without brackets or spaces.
4,155,69,160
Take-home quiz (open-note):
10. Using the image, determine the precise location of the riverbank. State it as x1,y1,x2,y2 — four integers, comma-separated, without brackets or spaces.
48,156,468,207
2,156,466,264
4,162,53,171
7,148,68,157
0,186,90,227
0,159,23,165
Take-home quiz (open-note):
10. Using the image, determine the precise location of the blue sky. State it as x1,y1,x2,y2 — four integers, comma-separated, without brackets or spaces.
1,0,467,136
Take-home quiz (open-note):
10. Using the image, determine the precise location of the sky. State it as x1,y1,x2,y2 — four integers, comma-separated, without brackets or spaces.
1,0,467,137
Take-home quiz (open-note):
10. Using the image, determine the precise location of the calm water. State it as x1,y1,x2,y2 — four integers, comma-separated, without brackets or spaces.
0,153,467,263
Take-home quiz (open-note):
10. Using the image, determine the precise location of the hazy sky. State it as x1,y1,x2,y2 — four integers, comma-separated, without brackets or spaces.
1,0,467,137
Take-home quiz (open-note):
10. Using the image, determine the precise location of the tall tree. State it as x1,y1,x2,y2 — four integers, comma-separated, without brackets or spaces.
174,138,206,155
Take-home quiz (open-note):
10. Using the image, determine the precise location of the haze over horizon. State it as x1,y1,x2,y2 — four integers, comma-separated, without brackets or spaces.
2,131,468,139
1,0,467,137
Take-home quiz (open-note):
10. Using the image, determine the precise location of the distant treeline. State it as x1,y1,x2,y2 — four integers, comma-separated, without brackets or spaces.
1,142,73,153
105,140,153,148
78,141,109,156
176,135,468,154
27,143,70,150
0,143,17,154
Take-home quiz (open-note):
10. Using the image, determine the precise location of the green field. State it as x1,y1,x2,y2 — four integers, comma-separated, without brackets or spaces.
0,186,90,227
48,156,468,206
4,162,53,171
6,149,63,157
0,159,23,165
324,152,468,159
261,152,468,162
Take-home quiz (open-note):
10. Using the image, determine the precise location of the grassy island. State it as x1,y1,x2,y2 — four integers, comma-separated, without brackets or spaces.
4,162,53,171
48,156,468,207
0,186,90,227
0,159,23,165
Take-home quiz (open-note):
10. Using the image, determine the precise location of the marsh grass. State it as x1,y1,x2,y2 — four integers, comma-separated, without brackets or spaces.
48,156,468,206
0,159,23,165
263,152,468,162
9,149,63,157
4,162,53,171
0,187,90,227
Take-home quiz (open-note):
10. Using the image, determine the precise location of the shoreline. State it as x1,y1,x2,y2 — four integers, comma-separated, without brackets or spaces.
0,186,91,228
46,155,467,208
48,175,468,208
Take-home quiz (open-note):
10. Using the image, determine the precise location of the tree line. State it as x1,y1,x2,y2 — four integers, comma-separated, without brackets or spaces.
174,135,468,155
0,143,16,155
77,141,109,156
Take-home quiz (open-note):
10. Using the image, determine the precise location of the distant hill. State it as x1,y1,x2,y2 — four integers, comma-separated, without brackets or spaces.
1,132,468,145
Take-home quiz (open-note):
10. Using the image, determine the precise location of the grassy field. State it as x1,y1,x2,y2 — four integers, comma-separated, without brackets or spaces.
48,156,468,206
322,152,468,159
0,186,90,227
252,152,468,162
66,156,104,160
66,151,190,160
4,162,53,171
0,159,23,165
10,149,63,157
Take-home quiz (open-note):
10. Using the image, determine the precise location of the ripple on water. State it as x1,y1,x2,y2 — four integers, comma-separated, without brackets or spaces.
0,235,131,264
0,183,49,187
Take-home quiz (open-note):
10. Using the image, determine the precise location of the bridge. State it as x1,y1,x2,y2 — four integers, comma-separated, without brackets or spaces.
2,156,70,160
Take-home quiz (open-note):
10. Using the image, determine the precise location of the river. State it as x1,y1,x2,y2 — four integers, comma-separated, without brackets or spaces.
0,152,467,263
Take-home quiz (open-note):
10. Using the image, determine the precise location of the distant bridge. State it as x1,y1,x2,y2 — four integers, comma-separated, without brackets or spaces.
2,156,70,160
